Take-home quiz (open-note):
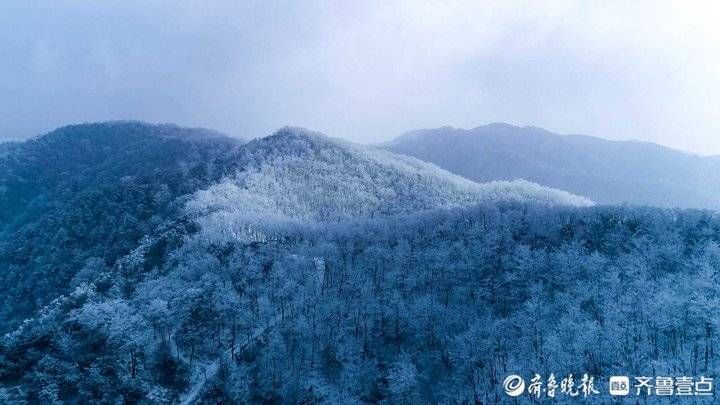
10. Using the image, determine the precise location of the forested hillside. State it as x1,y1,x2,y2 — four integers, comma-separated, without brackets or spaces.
188,127,592,233
0,122,243,332
1,123,718,403
0,123,587,336
385,123,720,209
2,202,719,403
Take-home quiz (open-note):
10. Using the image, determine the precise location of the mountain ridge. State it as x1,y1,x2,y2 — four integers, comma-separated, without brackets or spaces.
0,122,591,334
391,122,713,157
3,122,720,404
385,123,720,209
187,126,593,246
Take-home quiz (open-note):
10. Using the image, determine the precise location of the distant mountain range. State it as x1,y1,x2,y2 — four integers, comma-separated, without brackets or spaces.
385,123,720,209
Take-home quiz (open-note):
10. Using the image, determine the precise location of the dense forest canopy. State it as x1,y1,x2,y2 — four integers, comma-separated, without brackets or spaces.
3,202,719,403
1,122,718,404
0,122,243,332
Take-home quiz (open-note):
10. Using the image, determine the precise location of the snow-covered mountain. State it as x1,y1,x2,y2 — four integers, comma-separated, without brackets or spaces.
385,123,720,209
4,123,720,404
188,127,592,231
0,123,590,333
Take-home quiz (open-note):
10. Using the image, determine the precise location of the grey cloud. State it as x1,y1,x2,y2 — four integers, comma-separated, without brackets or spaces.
1,1,718,155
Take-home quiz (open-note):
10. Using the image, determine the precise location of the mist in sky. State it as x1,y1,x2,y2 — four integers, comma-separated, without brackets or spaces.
1,1,719,154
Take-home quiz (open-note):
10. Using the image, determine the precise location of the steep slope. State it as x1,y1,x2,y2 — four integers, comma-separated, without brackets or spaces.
385,123,720,209
0,122,243,332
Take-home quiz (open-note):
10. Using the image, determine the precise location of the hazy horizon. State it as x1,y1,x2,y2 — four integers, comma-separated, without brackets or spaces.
7,120,716,158
2,1,720,155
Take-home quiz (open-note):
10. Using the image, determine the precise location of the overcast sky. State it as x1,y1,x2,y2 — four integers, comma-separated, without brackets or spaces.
1,1,719,154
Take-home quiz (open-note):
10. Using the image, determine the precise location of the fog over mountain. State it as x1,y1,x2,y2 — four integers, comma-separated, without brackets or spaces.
385,123,720,210
4,2,720,155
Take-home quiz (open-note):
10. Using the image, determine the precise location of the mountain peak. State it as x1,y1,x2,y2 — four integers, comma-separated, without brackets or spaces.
265,126,339,147
393,123,547,145
243,127,350,159
272,126,322,138
475,122,520,131
39,121,232,144
190,127,592,234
